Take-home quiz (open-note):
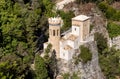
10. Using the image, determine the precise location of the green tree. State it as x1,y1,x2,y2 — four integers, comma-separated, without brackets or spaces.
35,55,48,79
99,48,120,79
58,10,75,32
79,45,92,63
94,32,107,53
107,22,120,38
98,2,108,13
105,7,116,19
0,53,34,79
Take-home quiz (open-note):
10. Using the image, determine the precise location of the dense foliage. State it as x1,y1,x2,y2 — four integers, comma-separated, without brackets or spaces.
73,45,92,64
94,32,108,53
79,45,92,63
107,22,120,38
99,48,120,79
98,2,120,21
35,55,48,79
95,32,120,78
57,10,75,32
0,0,55,78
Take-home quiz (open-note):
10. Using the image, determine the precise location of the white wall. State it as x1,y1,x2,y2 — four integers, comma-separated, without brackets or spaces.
60,48,74,61
67,38,79,49
72,26,80,36
60,47,69,60
67,40,74,48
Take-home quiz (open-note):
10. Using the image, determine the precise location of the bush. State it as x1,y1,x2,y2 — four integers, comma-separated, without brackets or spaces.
62,73,70,79
105,7,116,19
107,22,120,38
98,2,120,21
94,32,107,53
57,10,75,32
79,45,92,63
98,2,108,12
99,48,120,79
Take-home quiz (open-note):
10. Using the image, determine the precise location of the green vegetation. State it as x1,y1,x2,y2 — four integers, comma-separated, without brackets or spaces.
90,24,94,31
98,2,120,21
0,53,34,79
95,32,120,79
99,48,120,79
44,43,52,63
62,73,79,79
94,32,108,53
107,22,120,38
79,45,92,63
57,10,75,32
71,73,80,79
74,45,92,64
35,55,48,79
75,0,118,4
0,0,56,78
62,73,70,79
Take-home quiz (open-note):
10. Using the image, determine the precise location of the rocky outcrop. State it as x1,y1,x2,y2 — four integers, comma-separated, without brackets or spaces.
57,41,104,79
56,0,75,10
109,36,120,49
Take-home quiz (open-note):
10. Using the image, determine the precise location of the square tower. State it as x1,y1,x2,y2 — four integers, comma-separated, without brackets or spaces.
72,15,90,41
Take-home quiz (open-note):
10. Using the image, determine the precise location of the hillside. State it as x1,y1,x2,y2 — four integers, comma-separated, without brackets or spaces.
0,0,120,79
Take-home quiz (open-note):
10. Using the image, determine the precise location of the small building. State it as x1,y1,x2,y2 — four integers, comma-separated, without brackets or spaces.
44,15,91,61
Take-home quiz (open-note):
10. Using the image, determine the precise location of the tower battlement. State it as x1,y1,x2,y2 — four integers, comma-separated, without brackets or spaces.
48,17,62,25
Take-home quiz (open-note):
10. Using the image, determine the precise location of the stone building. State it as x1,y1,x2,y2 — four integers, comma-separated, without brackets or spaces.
44,15,92,60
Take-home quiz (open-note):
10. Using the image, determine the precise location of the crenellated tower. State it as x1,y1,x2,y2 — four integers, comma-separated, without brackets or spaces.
48,17,62,58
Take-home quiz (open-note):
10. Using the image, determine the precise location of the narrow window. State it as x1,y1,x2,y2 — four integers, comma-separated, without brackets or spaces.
53,30,55,36
63,53,65,56
57,30,59,36
75,28,76,31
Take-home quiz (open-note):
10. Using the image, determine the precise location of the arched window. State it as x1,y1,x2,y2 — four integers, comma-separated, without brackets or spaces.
57,30,59,36
53,30,55,36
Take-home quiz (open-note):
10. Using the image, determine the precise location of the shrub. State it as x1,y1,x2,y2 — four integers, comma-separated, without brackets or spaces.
107,22,120,38
98,2,120,21
79,45,92,63
94,32,107,53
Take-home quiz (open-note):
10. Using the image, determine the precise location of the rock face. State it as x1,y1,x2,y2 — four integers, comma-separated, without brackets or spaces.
57,41,104,79
56,0,75,10
109,36,120,49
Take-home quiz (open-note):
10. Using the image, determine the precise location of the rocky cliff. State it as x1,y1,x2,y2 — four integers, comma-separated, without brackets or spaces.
57,41,105,79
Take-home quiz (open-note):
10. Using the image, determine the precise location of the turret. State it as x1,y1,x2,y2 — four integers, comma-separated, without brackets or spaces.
48,17,62,58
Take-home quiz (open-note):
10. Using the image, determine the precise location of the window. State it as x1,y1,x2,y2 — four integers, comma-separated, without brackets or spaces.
53,30,55,36
63,53,65,56
57,30,59,36
75,28,76,31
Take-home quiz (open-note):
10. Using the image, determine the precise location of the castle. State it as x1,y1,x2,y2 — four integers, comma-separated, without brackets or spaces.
44,15,91,61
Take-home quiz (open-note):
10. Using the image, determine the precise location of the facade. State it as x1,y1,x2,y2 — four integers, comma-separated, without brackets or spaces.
44,15,91,60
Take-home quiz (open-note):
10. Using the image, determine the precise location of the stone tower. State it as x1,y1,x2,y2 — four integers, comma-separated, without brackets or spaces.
48,17,61,58
72,15,90,41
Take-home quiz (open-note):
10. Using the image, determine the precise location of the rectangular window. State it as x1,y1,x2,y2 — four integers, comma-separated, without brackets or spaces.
53,30,55,36
57,30,59,36
75,28,76,31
